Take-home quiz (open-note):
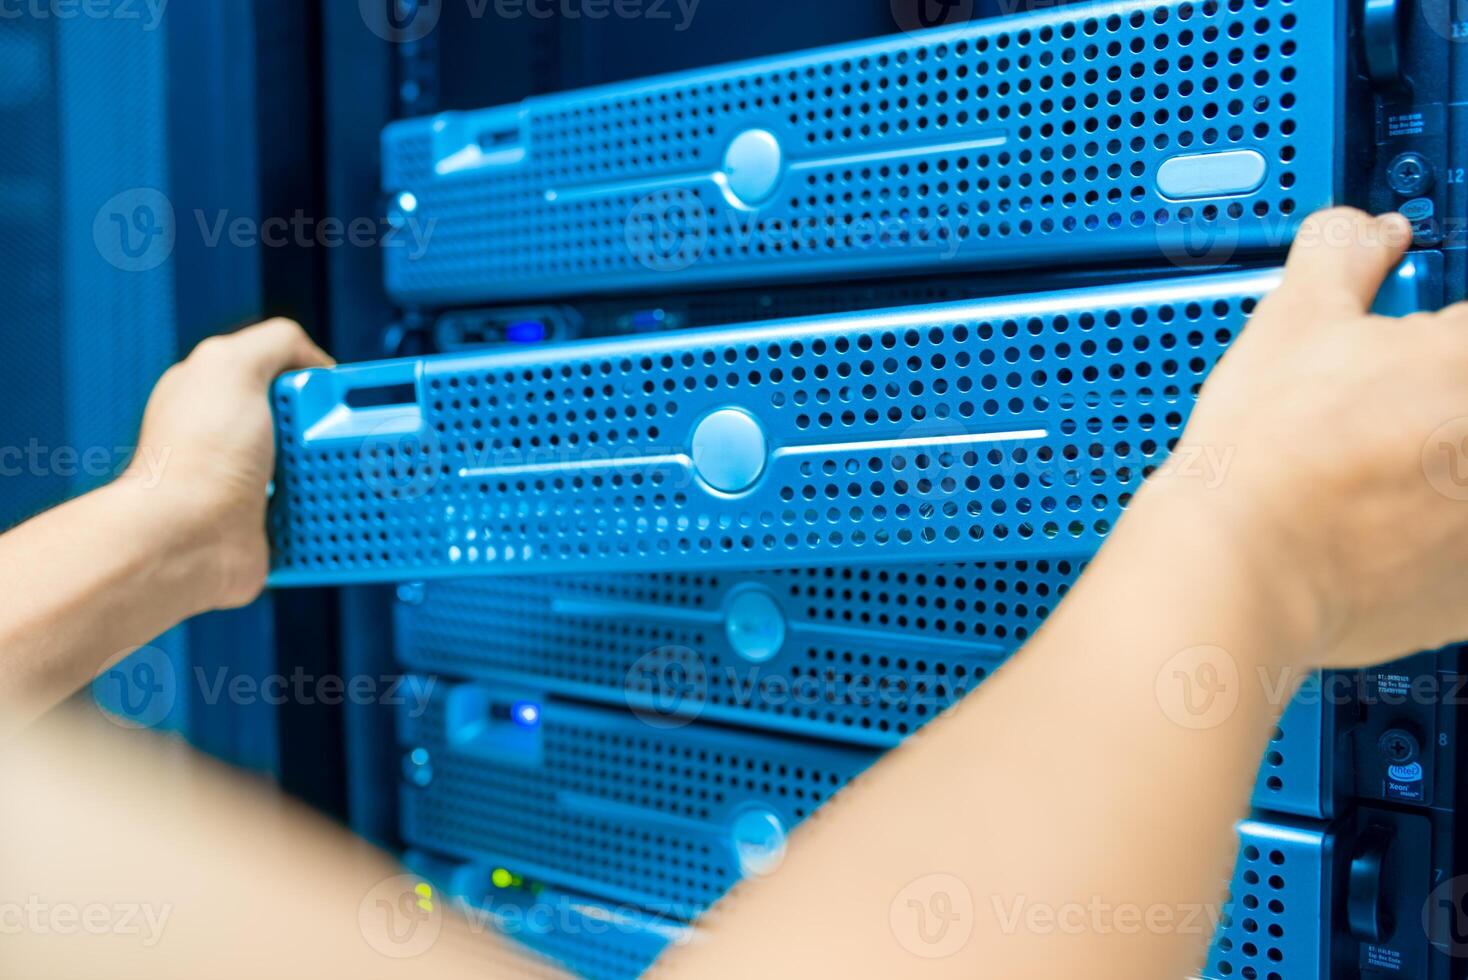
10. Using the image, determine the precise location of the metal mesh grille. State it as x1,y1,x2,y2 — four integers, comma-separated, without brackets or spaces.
270,269,1274,584
398,688,873,917
381,0,1334,304
1250,678,1329,818
396,559,1082,745
1205,820,1328,980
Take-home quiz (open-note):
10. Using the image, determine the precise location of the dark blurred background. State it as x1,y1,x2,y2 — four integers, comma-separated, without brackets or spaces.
0,0,1091,821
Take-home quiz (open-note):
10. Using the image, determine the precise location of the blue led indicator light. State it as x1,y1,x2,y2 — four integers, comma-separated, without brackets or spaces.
512,701,541,727
631,309,667,331
506,320,547,343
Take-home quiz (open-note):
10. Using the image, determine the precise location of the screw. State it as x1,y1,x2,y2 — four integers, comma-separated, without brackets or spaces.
1379,727,1421,765
1387,152,1434,197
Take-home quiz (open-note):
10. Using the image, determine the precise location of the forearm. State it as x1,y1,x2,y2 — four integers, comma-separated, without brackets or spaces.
0,708,567,979
661,477,1318,979
0,318,333,735
0,479,218,734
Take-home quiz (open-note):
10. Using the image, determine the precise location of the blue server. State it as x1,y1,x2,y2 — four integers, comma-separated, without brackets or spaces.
263,1,1468,978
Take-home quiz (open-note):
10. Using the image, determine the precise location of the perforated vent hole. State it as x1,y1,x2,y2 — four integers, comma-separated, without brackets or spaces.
1212,843,1292,980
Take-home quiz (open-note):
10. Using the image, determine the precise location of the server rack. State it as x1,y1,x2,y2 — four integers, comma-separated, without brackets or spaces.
280,1,1468,977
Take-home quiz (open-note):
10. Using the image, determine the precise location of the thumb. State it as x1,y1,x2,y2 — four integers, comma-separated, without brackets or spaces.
1275,208,1412,316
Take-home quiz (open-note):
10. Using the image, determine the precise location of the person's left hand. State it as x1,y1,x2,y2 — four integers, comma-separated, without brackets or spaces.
124,318,333,611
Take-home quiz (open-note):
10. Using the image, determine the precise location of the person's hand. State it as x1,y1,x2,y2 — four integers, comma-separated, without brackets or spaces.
1152,207,1468,669
122,319,333,611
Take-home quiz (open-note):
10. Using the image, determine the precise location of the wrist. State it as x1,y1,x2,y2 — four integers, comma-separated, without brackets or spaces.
98,478,231,620
1119,463,1335,671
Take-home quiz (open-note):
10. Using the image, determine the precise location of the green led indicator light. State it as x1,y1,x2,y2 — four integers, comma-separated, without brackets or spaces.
490,867,528,890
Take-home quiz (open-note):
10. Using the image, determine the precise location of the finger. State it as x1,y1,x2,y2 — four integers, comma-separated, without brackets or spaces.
1434,299,1468,324
224,318,336,382
1275,208,1412,316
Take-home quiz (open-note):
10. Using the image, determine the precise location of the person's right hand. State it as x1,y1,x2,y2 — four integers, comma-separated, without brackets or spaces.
1156,207,1468,669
